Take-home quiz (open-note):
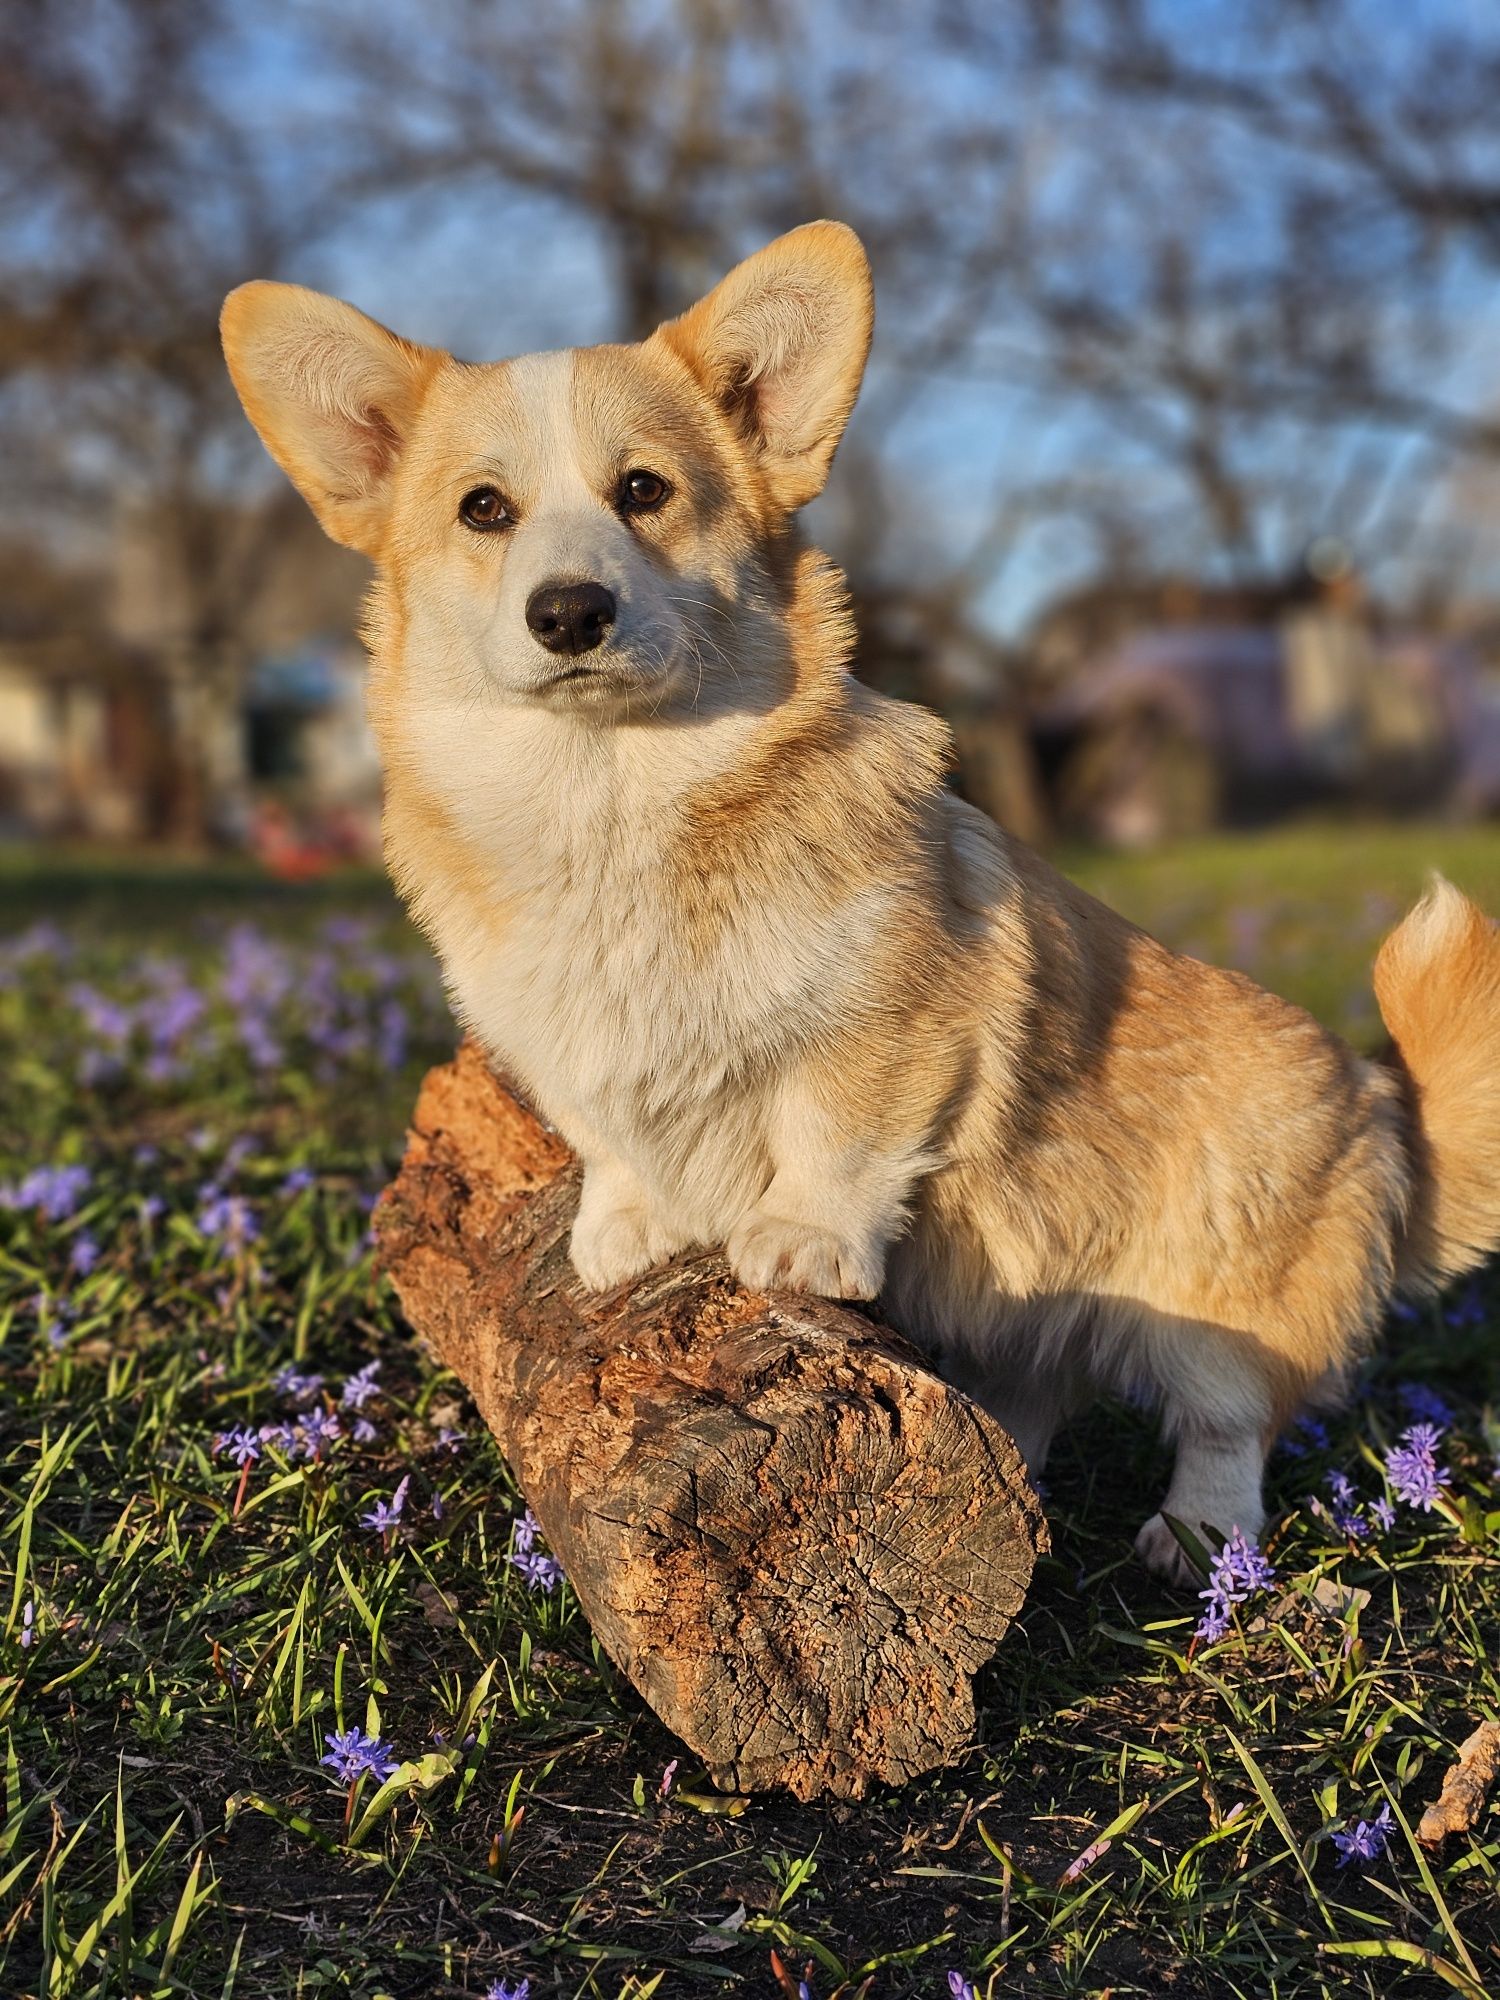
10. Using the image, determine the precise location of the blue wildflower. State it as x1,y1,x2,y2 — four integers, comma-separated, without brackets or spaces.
1323,1470,1366,1539
1,1164,91,1223
510,1548,565,1594
273,1365,324,1402
1330,1801,1394,1869
319,1726,399,1783
483,1979,531,2000
298,1408,342,1457
1442,1283,1485,1330
213,1426,263,1467
1397,1382,1454,1429
1279,1414,1331,1458
1195,1528,1275,1641
361,1474,410,1534
1195,1596,1232,1642
340,1360,382,1410
197,1189,258,1255
281,1167,316,1196
69,1232,100,1275
1386,1424,1451,1512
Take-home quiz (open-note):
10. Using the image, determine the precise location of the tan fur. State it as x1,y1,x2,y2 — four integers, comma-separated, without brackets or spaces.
1374,876,1500,1289
221,222,1500,1584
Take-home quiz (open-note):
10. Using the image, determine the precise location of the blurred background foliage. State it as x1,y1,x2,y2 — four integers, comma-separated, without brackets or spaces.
5,0,1500,859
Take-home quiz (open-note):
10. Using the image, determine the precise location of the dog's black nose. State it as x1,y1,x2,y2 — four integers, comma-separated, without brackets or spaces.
525,581,616,656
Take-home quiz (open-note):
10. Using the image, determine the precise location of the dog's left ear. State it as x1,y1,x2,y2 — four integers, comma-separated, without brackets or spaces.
653,221,873,511
221,282,444,556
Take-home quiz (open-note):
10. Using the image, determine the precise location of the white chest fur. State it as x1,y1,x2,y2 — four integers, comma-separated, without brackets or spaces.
400,699,878,1234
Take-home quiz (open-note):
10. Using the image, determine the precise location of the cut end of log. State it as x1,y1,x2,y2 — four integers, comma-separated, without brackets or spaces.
377,1040,1048,1799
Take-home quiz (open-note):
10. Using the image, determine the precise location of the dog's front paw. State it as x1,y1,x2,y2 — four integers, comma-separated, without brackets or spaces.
726,1212,884,1299
569,1203,680,1292
1134,1511,1215,1590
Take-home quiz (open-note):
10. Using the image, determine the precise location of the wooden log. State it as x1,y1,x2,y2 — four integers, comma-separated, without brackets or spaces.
375,1040,1048,1800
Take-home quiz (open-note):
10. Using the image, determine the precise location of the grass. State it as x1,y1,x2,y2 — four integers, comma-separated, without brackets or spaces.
1,820,1499,2000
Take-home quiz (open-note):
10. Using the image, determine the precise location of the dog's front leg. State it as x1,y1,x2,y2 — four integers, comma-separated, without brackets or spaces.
1135,1424,1268,1588
726,1083,931,1302
569,1149,694,1292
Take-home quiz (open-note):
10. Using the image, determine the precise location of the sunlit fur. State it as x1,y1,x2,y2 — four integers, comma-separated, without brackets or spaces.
222,223,1500,1583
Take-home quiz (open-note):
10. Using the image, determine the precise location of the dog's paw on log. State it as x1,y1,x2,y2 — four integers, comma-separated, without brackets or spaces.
375,1040,1048,1801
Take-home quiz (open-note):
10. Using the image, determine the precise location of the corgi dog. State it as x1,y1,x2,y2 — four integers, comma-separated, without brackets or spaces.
222,222,1500,1582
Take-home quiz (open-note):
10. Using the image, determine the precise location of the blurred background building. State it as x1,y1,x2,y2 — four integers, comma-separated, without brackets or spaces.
6,0,1500,862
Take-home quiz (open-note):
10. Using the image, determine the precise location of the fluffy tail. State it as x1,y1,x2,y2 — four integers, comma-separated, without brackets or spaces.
1375,874,1500,1292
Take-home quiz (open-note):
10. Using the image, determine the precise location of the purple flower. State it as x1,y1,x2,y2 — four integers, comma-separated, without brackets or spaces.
377,999,408,1070
361,1474,410,1534
1209,1528,1275,1599
197,1189,258,1256
948,1977,978,2000
144,981,206,1053
352,1416,378,1445
69,1232,100,1275
273,1365,324,1402
1279,1414,1330,1458
1323,1470,1366,1539
140,1194,164,1224
18,1600,35,1650
1397,1382,1453,1429
1195,1596,1232,1642
1330,1801,1394,1869
510,1549,565,1594
340,1361,382,1410
658,1758,678,1800
1370,1496,1397,1531
483,1980,531,2000
213,1426,263,1467
257,1421,301,1457
1386,1424,1451,1512
298,1408,342,1457
434,1426,466,1456
1195,1528,1275,1641
512,1507,539,1555
34,1293,76,1350
281,1167,316,1196
1,1164,91,1223
67,982,135,1045
1442,1283,1485,1330
319,1726,399,1784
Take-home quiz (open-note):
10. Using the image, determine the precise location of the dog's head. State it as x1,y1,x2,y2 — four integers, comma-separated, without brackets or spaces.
221,224,871,720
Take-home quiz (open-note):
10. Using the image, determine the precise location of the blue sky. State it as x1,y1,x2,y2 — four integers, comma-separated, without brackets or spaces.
197,0,1500,637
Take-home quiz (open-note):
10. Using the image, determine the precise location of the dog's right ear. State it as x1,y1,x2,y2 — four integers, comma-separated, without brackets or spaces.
221,283,443,556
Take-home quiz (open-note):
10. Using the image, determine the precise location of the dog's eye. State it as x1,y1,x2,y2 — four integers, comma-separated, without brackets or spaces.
619,468,669,513
458,486,514,531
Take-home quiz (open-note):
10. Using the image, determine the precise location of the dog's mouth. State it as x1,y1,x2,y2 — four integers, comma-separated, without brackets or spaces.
536,649,675,700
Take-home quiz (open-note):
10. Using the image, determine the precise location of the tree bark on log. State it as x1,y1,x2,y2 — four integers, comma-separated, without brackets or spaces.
375,1040,1048,1800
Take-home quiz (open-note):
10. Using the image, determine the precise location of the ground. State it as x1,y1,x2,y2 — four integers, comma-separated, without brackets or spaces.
3,822,1500,2000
